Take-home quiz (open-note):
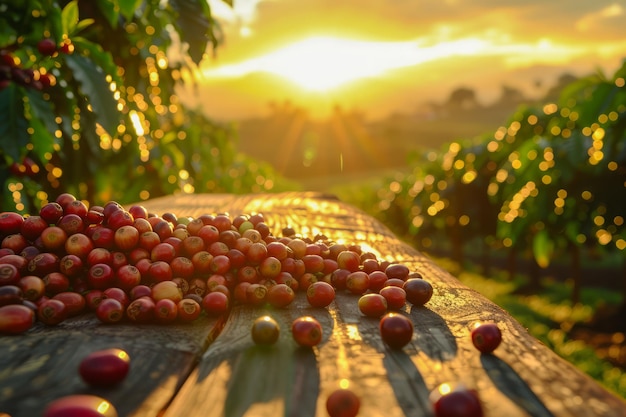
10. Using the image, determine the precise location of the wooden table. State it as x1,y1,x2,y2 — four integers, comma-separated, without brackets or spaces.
1,192,625,417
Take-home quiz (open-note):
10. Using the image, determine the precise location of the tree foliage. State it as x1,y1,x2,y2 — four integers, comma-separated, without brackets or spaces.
0,0,287,214
374,61,626,278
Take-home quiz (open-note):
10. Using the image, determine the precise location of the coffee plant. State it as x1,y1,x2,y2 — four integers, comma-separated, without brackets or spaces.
370,60,626,304
0,0,287,214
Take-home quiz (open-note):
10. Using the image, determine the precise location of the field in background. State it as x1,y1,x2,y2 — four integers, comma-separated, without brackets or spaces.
234,104,513,191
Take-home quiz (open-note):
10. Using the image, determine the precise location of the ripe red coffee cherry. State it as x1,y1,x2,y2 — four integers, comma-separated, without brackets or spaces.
379,286,406,310
403,278,433,306
379,312,413,349
37,298,67,325
0,211,25,235
266,283,295,308
0,304,35,334
154,298,178,324
43,394,118,417
385,263,410,280
326,388,360,417
345,271,370,295
358,293,388,317
430,383,484,417
79,348,130,388
291,316,323,347
37,39,57,56
251,315,280,345
306,281,335,308
202,291,229,316
471,322,502,354
96,298,124,324
177,298,202,322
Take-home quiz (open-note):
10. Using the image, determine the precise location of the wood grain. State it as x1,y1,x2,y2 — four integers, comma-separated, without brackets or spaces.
0,314,224,416
139,192,626,417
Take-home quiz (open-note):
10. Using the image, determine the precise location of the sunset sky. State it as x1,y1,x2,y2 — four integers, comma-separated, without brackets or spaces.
192,0,626,120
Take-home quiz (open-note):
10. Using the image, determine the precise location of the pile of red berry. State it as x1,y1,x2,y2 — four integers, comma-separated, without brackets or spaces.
0,192,436,336
1,193,503,416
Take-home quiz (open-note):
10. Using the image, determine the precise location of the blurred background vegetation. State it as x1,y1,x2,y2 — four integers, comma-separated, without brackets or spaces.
1,0,625,399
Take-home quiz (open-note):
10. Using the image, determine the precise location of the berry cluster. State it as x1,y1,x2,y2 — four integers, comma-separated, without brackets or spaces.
0,192,503,417
0,37,71,92
0,193,435,334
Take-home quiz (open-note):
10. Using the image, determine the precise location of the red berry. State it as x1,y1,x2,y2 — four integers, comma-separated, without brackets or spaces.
39,202,64,224
0,211,25,235
151,280,183,303
59,41,75,54
37,298,67,325
20,215,47,241
431,383,483,417
202,291,230,316
87,263,115,289
114,225,139,251
43,394,118,417
306,281,335,308
155,298,178,324
0,304,34,334
0,51,19,67
330,268,350,290
37,38,57,56
0,263,20,286
40,226,68,251
42,272,71,294
52,292,86,317
345,271,370,295
291,316,323,347
0,285,23,306
266,283,295,308
65,232,93,259
385,263,410,281
96,298,125,324
177,298,202,322
251,315,280,345
358,293,388,317
336,250,361,272
126,297,155,323
470,322,502,354
18,275,46,301
379,286,406,310
403,278,433,306
326,388,360,417
79,348,130,387
55,193,77,209
1,234,28,254
379,312,413,349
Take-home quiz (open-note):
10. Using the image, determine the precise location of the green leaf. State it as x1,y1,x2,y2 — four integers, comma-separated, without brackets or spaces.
532,229,554,268
64,54,120,135
75,18,95,33
72,37,123,86
0,84,29,162
95,0,121,28
62,0,80,36
0,20,18,47
48,5,65,43
118,0,144,21
170,0,215,63
24,90,58,161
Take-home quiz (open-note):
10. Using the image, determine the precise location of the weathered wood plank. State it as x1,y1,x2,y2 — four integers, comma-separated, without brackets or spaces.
140,192,626,417
0,314,224,416
1,192,624,417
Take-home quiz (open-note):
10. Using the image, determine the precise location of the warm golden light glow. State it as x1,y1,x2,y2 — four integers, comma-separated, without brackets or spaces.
202,36,491,92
